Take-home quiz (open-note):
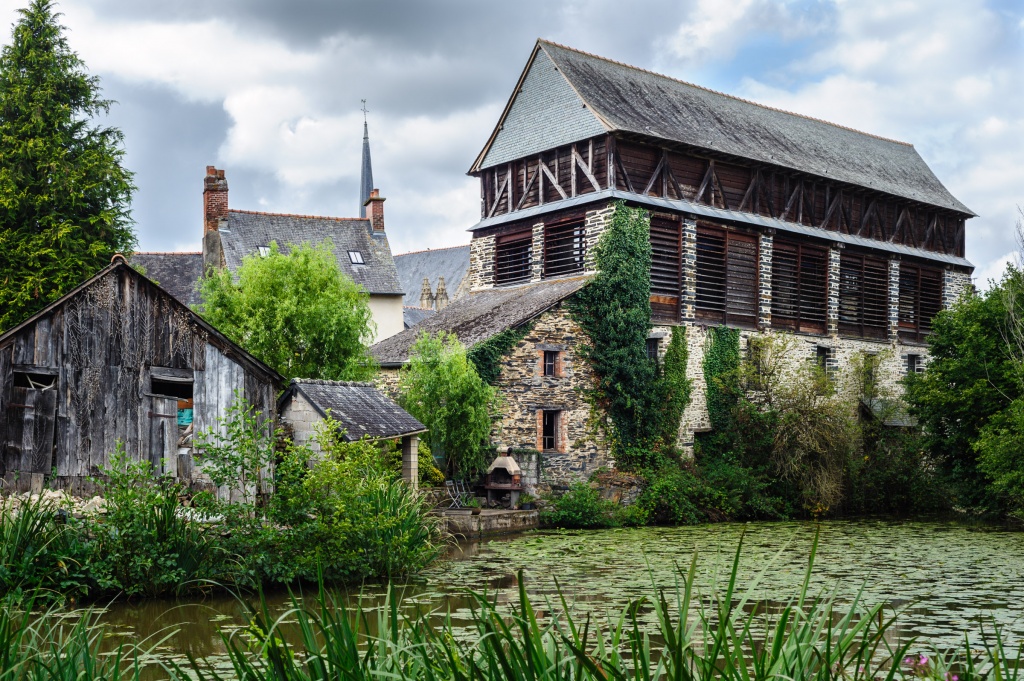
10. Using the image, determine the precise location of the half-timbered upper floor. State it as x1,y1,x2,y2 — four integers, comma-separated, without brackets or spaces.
468,40,974,261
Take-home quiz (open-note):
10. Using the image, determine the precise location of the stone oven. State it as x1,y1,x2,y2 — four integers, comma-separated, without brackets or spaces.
484,455,522,507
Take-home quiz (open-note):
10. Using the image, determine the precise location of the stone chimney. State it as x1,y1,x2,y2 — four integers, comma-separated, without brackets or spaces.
364,188,385,233
419,278,434,309
203,166,227,272
434,276,449,310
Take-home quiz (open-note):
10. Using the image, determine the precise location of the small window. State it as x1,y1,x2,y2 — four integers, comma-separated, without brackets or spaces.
13,371,56,390
646,338,660,363
815,346,830,371
543,351,559,377
907,354,922,374
257,246,270,258
151,377,193,400
542,410,560,451
348,251,364,264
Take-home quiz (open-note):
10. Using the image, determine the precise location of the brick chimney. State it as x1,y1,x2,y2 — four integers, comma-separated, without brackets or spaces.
204,166,228,234
364,188,385,233
202,166,228,272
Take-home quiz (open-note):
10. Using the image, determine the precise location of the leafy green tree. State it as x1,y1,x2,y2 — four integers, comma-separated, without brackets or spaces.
199,241,376,381
904,273,1022,513
0,0,135,330
398,332,498,480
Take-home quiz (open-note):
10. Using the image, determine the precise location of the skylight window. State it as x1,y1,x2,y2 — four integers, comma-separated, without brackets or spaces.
348,251,364,264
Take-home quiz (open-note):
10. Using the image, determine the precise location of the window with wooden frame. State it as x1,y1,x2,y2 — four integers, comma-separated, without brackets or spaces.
541,410,560,451
649,216,682,322
543,220,586,278
838,252,889,340
771,239,828,334
543,350,559,377
898,263,943,343
494,231,533,285
695,224,758,327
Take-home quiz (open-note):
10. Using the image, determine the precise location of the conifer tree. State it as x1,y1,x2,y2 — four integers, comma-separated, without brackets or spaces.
0,0,135,330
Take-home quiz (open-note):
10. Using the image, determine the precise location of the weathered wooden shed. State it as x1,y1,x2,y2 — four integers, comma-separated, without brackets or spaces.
0,256,283,494
278,379,425,489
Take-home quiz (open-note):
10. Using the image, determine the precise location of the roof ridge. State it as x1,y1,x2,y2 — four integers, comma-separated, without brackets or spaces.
536,38,914,148
403,305,436,310
132,251,202,255
394,244,471,257
293,378,374,387
230,209,368,222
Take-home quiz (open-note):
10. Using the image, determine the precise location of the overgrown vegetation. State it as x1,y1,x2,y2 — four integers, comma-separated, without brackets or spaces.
467,321,534,384
567,202,692,471
0,0,136,331
399,332,499,480
199,240,377,381
0,397,442,604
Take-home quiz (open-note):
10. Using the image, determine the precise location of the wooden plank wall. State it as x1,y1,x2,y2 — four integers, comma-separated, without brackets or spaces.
0,266,277,493
479,134,967,259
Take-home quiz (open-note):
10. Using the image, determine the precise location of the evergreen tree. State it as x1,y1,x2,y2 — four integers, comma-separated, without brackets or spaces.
0,0,135,330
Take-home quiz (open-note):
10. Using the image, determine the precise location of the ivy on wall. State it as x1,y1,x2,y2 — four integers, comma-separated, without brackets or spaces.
467,320,535,385
568,201,691,471
702,326,741,430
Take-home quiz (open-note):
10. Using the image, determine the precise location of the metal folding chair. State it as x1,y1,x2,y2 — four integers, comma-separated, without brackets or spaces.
445,480,464,509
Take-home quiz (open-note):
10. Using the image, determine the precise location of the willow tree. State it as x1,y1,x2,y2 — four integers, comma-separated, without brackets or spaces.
0,0,136,331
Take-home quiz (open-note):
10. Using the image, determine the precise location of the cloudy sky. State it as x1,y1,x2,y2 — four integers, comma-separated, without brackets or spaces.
1,0,1021,286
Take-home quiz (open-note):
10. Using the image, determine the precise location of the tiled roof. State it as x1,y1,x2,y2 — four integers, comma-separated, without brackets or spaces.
371,276,590,365
283,379,425,441
403,306,436,329
220,210,403,295
393,244,471,307
473,40,972,216
129,252,203,307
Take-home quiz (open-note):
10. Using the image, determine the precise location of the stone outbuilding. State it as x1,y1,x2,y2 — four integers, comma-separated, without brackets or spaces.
278,379,426,489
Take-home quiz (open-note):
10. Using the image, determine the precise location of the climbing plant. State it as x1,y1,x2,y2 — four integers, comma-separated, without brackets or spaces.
702,326,741,430
467,320,535,385
568,202,689,470
659,326,692,445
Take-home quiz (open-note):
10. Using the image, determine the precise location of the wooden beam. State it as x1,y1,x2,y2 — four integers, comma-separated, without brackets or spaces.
487,170,510,218
892,207,909,243
507,163,513,214
606,136,616,190
516,166,538,211
538,154,544,206
859,199,877,237
615,149,636,194
738,169,757,213
540,160,568,200
712,166,728,209
696,160,715,205
570,144,577,198
572,148,601,192
642,153,666,196
664,159,684,199
782,181,802,221
819,189,841,230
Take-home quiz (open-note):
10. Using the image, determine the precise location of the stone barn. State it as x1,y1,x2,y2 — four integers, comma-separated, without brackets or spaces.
0,256,282,495
278,379,425,489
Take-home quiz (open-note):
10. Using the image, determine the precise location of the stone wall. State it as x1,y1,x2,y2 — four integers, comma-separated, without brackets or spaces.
467,235,495,291
490,303,612,492
944,269,974,307
279,394,323,455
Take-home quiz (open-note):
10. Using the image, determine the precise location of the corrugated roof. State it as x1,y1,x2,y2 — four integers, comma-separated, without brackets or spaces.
220,210,403,295
371,276,590,365
473,40,972,216
393,244,472,307
283,379,425,441
468,189,974,269
129,252,203,307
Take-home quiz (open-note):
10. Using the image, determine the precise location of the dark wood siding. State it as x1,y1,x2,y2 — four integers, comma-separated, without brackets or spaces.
898,263,943,343
695,224,758,328
839,252,890,340
771,238,828,334
649,216,682,323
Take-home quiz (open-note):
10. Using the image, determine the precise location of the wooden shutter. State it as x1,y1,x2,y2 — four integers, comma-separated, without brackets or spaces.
495,231,532,285
649,216,681,322
695,225,758,328
899,264,943,343
4,384,57,491
543,220,586,278
839,253,889,339
771,239,828,334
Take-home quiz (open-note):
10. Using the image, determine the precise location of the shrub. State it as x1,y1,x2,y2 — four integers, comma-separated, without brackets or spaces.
540,483,618,529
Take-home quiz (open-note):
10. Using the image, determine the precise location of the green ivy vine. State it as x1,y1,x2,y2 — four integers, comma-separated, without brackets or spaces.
467,320,535,385
702,326,741,430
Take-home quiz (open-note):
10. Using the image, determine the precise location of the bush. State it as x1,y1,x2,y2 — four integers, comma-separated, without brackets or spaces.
540,483,619,529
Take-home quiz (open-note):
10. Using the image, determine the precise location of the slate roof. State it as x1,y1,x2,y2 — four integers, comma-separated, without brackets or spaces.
472,40,972,216
220,210,403,296
371,276,590,366
282,379,425,441
129,252,204,307
393,244,472,307
403,306,436,329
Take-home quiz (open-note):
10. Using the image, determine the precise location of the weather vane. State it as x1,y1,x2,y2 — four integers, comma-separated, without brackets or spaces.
361,99,369,123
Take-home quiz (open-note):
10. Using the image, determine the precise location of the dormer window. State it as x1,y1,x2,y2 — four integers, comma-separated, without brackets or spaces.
348,251,364,264
257,246,270,258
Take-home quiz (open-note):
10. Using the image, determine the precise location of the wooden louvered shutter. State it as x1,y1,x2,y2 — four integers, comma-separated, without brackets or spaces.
771,239,827,334
543,220,586,278
899,264,943,343
649,216,681,322
839,252,889,340
695,225,758,328
495,231,532,285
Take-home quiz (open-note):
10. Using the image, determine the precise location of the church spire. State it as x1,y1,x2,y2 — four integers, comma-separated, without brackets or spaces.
359,100,373,218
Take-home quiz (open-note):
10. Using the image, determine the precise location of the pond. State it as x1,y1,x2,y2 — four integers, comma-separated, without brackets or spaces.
91,519,1024,670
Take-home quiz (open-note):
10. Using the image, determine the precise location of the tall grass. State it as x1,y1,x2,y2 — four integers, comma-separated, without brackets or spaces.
0,496,91,602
